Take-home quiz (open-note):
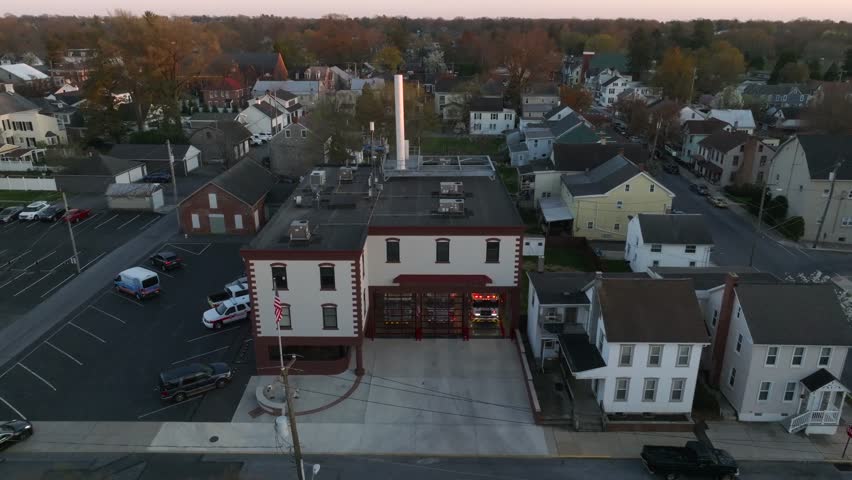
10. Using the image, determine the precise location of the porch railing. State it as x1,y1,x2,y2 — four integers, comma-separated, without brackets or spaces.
786,409,841,433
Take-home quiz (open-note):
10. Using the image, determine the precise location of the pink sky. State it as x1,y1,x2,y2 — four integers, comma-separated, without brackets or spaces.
4,0,851,21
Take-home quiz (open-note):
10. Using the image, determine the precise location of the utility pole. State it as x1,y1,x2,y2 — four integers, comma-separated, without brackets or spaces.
748,183,771,266
648,118,662,166
281,355,305,480
166,140,179,231
61,191,81,273
813,160,844,249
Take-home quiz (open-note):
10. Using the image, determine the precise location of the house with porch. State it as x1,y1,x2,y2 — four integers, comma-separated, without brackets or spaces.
625,214,714,272
695,131,775,187
0,84,65,148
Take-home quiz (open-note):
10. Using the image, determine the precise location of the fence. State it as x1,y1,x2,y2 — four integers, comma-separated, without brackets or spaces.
0,176,58,191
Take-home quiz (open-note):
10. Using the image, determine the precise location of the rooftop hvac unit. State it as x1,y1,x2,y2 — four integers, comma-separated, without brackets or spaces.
438,198,465,214
339,166,354,182
439,181,464,196
309,169,326,188
289,219,311,241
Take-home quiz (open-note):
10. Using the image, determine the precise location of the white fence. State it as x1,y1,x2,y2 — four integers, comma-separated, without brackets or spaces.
0,176,58,191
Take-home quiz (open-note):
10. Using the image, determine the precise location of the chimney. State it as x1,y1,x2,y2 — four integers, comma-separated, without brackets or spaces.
580,51,595,85
3,83,14,94
393,74,407,170
710,273,739,387
617,147,625,156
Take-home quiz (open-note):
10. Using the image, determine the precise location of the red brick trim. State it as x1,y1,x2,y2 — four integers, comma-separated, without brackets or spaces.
318,262,336,267
241,249,361,261
368,226,525,236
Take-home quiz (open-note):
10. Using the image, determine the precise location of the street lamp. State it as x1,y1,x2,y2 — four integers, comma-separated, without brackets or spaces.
748,183,783,267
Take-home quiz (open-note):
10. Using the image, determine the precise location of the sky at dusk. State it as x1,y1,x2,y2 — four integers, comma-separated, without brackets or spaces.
4,0,852,22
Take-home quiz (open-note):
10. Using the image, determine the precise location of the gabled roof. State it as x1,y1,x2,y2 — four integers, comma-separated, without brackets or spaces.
523,82,558,96
637,214,713,245
0,63,48,81
560,155,642,197
597,278,709,344
469,96,505,112
743,83,817,97
735,283,852,346
588,53,628,72
600,76,623,87
253,80,319,96
708,109,756,130
434,77,463,92
204,77,245,91
50,154,142,176
480,78,505,97
208,158,277,206
217,52,282,73
252,101,282,118
547,113,584,137
544,104,575,120
683,118,729,135
108,144,193,161
527,271,649,305
699,131,750,153
649,267,780,291
796,134,852,181
551,143,644,172
0,91,39,115
801,369,846,392
555,124,600,145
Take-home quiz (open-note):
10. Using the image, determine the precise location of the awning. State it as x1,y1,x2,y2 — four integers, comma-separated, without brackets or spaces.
698,159,723,174
539,197,574,223
393,274,492,286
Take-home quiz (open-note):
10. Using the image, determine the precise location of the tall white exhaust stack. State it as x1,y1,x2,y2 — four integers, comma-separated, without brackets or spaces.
393,74,407,169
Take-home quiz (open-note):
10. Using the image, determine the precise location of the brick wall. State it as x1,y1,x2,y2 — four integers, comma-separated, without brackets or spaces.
178,183,259,235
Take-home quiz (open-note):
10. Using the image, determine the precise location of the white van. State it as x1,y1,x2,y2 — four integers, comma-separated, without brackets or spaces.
114,267,161,300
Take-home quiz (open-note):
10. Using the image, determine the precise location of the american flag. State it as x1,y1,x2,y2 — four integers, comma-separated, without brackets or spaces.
273,291,283,324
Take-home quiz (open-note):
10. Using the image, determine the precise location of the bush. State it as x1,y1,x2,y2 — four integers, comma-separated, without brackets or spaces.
765,195,789,225
777,216,805,241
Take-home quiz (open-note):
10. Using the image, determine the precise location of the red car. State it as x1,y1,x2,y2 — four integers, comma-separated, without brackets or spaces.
63,208,92,223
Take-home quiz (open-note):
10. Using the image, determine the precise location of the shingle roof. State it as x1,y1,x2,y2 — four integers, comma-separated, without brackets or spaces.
523,82,558,96
708,109,756,130
551,143,645,172
796,134,852,181
0,63,48,81
108,144,192,161
649,267,780,291
735,283,852,346
253,101,282,118
637,214,713,245
527,271,649,305
801,369,844,391
560,155,641,196
217,120,252,142
699,131,750,153
601,76,622,87
209,158,277,206
743,83,817,97
50,155,143,176
683,118,729,135
469,96,505,112
0,92,39,115
588,53,628,72
597,278,709,343
555,124,600,145
434,77,464,92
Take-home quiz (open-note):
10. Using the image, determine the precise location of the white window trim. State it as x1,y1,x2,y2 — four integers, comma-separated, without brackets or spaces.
670,378,686,402
791,346,806,367
676,345,691,367
735,334,743,353
647,344,663,367
765,346,778,366
208,193,218,209
619,344,634,367
819,347,832,367
642,378,658,402
758,381,772,402
783,382,797,403
614,377,629,402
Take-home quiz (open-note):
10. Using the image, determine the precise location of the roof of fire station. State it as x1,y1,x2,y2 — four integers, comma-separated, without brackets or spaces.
247,165,524,252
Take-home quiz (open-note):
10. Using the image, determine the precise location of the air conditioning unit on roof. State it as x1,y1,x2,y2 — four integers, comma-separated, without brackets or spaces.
309,169,326,188
438,198,464,214
439,181,463,196
289,219,311,241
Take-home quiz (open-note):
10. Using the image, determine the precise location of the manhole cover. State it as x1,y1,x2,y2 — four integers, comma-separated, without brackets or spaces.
209,436,219,443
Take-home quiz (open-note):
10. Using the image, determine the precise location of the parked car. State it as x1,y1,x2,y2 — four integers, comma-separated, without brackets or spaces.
17,201,51,221
149,251,183,271
36,205,66,222
0,420,33,451
663,163,679,174
62,208,92,223
159,362,232,403
0,205,24,223
114,267,160,300
207,281,249,308
689,184,709,196
251,133,272,145
202,297,252,329
142,171,172,183
641,441,738,480
707,196,729,208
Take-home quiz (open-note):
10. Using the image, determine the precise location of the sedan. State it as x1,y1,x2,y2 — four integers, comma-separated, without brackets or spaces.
707,196,729,208
0,205,24,223
143,171,172,183
17,201,51,221
689,183,710,196
150,251,183,271
0,420,33,451
37,205,66,222
63,208,92,223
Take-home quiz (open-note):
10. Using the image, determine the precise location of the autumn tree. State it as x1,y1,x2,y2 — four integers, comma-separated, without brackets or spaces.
308,97,360,164
695,40,745,94
615,98,649,137
502,28,561,108
769,51,800,84
585,33,618,53
804,83,852,134
274,33,315,71
778,62,810,83
374,46,404,73
691,19,715,50
654,47,697,102
627,28,653,76
559,31,588,55
559,85,593,113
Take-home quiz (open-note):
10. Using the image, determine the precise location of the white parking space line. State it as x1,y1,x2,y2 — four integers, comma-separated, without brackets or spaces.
3,249,32,265
116,214,140,230
153,268,175,279
0,396,25,420
165,243,211,256
187,327,240,343
89,305,126,324
171,346,230,365
44,254,77,272
81,252,106,271
138,217,160,230
23,250,56,270
108,290,144,307
14,270,57,297
47,221,62,231
44,341,83,366
137,395,201,419
25,221,40,229
198,244,211,255
67,321,107,344
0,271,30,289
0,249,7,256
94,214,119,229
17,363,57,391
40,272,76,298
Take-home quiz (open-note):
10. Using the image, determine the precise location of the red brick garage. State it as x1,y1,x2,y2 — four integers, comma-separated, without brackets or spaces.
178,158,277,235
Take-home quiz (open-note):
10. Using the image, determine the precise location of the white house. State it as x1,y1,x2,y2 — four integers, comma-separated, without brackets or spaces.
598,74,632,106
0,84,65,148
707,109,756,134
0,63,48,85
469,97,515,135
679,106,708,125
625,214,714,272
680,119,731,166
236,95,296,137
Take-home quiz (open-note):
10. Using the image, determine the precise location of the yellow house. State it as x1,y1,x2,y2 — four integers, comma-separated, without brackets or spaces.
539,155,674,240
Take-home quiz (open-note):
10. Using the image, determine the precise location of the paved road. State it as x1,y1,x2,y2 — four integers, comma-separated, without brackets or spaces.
657,171,852,277
0,453,847,479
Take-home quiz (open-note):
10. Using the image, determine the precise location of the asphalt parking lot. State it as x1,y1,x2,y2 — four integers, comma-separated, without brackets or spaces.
0,208,164,320
0,241,255,422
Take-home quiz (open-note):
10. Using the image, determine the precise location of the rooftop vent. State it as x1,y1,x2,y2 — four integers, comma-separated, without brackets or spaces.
339,166,354,183
438,198,465,215
289,219,311,241
309,169,326,189
439,181,464,196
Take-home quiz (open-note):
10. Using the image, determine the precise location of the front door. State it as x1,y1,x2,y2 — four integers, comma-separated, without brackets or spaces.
209,214,226,234
819,391,831,411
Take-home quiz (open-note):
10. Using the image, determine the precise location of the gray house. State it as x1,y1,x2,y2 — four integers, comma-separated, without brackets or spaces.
742,84,818,108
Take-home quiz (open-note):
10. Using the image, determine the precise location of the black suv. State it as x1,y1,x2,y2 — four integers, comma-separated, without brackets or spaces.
150,251,183,271
37,205,66,222
159,362,232,403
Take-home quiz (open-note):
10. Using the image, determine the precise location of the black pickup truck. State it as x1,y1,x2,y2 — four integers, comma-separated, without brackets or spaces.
641,441,739,480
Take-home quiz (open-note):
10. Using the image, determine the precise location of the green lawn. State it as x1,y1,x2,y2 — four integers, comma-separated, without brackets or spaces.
601,259,631,272
544,246,596,271
419,136,505,158
0,190,60,203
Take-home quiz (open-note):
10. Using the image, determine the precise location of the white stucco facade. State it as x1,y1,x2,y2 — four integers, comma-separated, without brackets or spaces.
470,109,515,135
624,216,713,272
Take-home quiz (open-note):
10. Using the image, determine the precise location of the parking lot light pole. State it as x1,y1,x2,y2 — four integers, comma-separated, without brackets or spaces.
61,191,81,273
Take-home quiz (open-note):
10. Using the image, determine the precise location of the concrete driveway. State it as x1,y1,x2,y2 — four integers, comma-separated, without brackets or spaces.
232,339,551,456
